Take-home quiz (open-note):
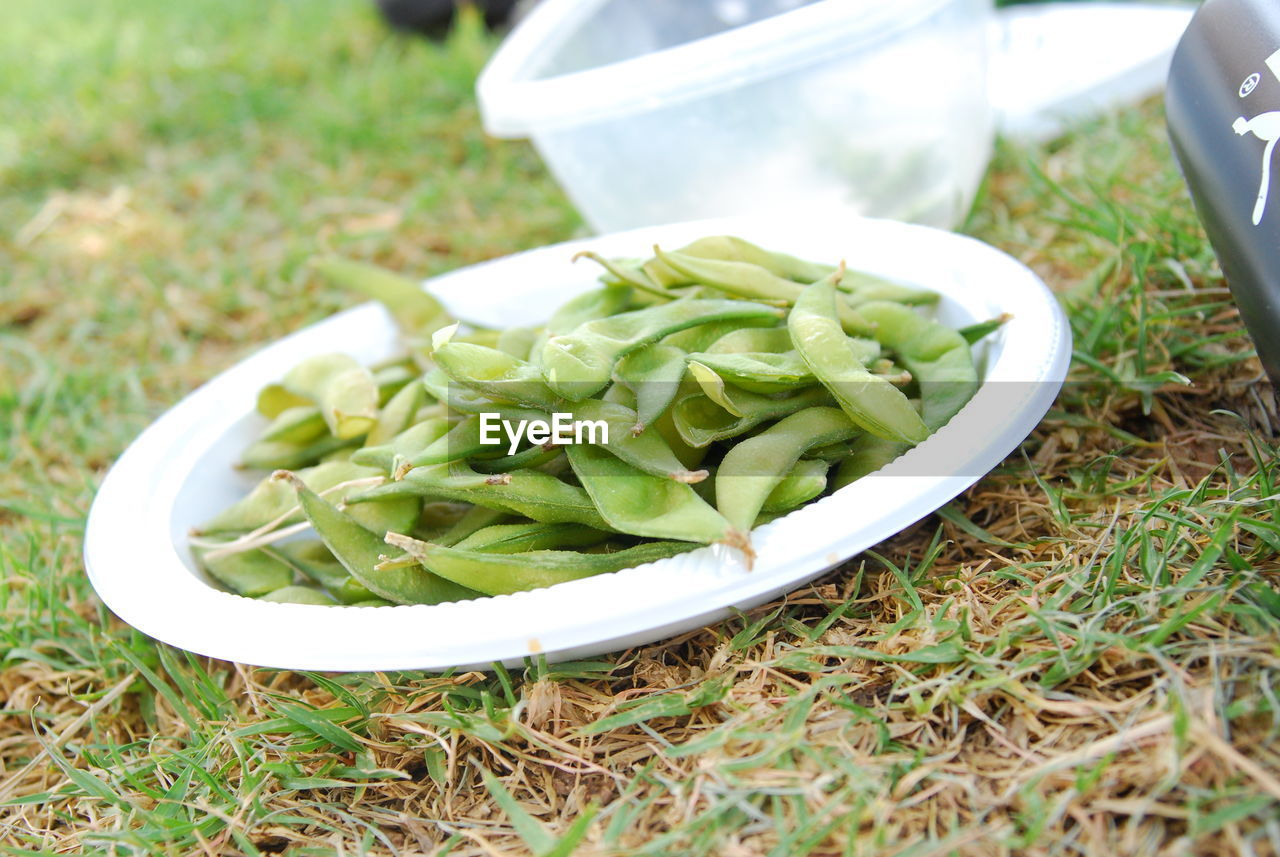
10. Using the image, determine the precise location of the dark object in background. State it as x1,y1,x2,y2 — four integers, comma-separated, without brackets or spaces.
376,0,518,35
1167,0,1280,389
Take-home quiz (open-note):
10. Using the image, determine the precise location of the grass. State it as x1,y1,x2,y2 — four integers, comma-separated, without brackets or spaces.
2,1,1278,854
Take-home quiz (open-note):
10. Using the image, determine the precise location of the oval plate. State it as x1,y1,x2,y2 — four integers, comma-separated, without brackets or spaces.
84,213,1070,671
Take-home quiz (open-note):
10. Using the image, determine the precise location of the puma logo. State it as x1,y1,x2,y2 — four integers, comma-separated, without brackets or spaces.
1233,112,1280,225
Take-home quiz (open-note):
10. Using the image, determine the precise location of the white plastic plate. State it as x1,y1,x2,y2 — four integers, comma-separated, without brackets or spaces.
85,213,1070,671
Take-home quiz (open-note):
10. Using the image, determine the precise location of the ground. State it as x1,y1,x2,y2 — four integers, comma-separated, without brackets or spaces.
1,1,1278,855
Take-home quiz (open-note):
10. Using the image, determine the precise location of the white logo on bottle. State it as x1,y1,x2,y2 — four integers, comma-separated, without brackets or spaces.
1234,49,1280,225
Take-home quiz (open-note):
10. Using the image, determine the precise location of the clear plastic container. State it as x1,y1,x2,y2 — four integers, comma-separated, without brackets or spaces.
477,0,994,232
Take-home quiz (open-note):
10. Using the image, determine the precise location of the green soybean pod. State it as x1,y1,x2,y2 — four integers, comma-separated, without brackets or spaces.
571,398,707,483
259,405,329,445
351,418,451,473
761,458,830,514
837,270,939,307
403,415,488,471
541,299,783,401
256,362,412,421
312,257,451,337
261,585,339,605
612,343,688,433
266,540,376,604
600,382,639,408
433,331,562,411
857,300,979,432
573,251,671,299
495,325,542,360
354,463,612,530
957,313,1011,346
788,275,928,444
565,443,750,557
435,505,509,546
282,353,380,440
547,286,636,334
452,522,608,554
198,547,294,597
704,326,796,355
385,533,696,597
469,443,562,474
655,248,875,336
208,459,387,536
365,379,425,447
662,317,778,353
277,471,478,605
674,235,836,283
256,384,311,419
421,368,494,414
238,433,360,472
715,407,857,533
672,384,832,448
684,351,811,394
832,302,980,489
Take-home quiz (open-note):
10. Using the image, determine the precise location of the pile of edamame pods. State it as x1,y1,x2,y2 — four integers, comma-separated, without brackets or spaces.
189,236,1000,606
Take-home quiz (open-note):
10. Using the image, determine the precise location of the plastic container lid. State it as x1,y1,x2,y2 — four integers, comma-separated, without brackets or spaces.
478,0,956,136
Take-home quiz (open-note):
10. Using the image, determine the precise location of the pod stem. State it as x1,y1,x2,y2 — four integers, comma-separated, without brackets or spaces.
721,529,756,571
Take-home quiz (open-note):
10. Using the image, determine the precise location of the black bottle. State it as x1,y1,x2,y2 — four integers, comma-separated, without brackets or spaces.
1167,0,1280,386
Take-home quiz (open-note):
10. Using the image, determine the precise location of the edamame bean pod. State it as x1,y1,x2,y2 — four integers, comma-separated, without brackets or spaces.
469,443,562,474
260,405,328,445
856,300,978,431
282,353,380,440
957,313,1011,346
266,540,375,603
435,504,509,546
421,368,493,414
574,251,669,299
601,382,638,408
237,433,361,473
198,547,293,597
261,584,339,605
565,443,749,557
351,418,450,473
257,384,310,419
277,471,478,605
571,398,707,482
198,460,384,535
704,326,796,355
761,458,830,514
612,343,687,432
365,379,425,447
354,463,611,530
542,298,783,400
715,407,857,532
686,361,751,417
546,286,636,335
831,302,980,488
674,235,835,283
788,275,928,444
655,248,875,336
689,351,811,394
662,318,779,353
386,533,696,596
837,270,939,306
258,362,414,421
433,333,562,411
312,257,451,338
672,383,832,448
495,325,542,360
451,522,608,554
